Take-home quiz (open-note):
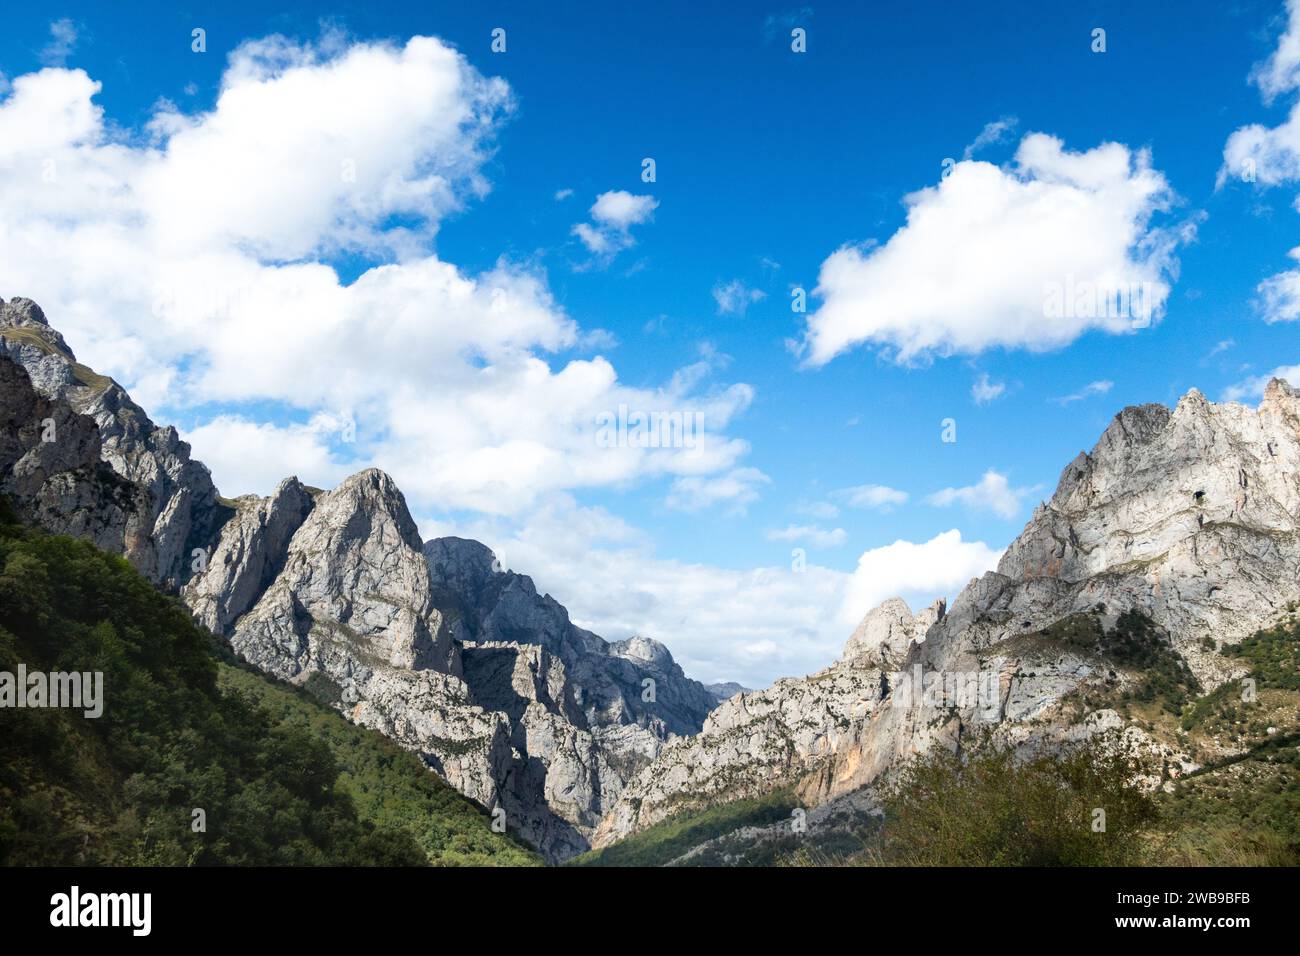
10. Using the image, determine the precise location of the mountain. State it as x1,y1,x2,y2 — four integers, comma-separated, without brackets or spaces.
0,296,711,863
705,681,752,703
592,379,1300,852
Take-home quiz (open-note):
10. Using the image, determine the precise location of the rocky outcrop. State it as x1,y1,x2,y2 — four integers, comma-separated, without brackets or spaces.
229,469,460,678
594,379,1300,847
0,353,154,553
0,296,226,588
841,597,945,669
182,477,316,632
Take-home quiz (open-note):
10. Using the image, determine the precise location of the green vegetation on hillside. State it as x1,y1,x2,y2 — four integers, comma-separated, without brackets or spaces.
0,500,538,866
853,739,1161,866
570,789,800,867
217,662,539,866
1037,609,1201,714
1160,618,1300,864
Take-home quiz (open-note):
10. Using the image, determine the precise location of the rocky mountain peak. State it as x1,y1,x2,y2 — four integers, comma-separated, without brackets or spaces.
0,296,72,357
610,635,675,667
841,596,942,668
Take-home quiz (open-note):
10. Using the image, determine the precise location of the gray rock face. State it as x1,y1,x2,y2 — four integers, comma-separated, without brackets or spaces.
183,477,316,633
594,379,1300,847
1,296,225,588
231,469,460,678
423,536,716,856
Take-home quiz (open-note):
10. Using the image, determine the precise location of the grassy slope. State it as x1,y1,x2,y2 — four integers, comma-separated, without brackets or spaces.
0,503,539,866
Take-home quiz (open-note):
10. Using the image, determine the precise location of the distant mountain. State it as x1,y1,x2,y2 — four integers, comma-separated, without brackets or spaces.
0,296,712,863
705,681,752,703
593,376,1300,855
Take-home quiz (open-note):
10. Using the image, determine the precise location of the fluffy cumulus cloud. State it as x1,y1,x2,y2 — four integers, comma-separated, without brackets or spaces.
1252,0,1300,103
840,529,1003,638
1220,0,1300,193
800,133,1190,366
571,189,658,261
435,498,1002,687
925,470,1033,520
0,34,757,515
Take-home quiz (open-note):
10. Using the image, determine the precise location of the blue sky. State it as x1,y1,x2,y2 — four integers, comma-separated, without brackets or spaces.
2,1,1299,685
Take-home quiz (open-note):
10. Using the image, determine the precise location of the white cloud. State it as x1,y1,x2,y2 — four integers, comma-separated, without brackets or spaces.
1251,0,1300,105
926,470,1031,520
712,279,766,316
840,529,1003,636
0,36,756,516
184,414,351,496
432,498,1001,687
836,483,908,511
800,133,1188,366
41,19,79,67
1219,3,1300,318
1223,364,1300,402
1256,246,1300,321
766,524,847,547
666,466,770,514
971,372,1006,404
1052,379,1113,405
591,190,657,229
572,189,658,261
554,187,573,200
963,116,1017,160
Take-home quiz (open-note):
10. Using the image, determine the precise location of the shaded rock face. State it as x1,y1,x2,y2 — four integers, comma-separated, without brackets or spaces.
594,380,1300,847
0,297,714,863
0,297,225,589
0,354,154,554
182,477,316,633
